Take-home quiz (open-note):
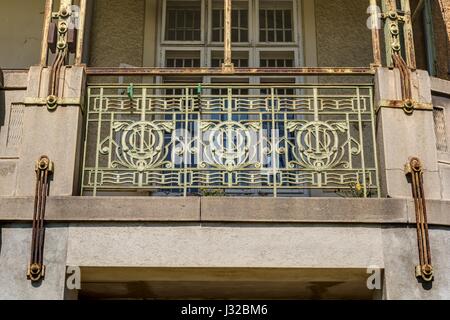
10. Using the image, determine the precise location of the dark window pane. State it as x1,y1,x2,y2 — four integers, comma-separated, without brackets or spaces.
176,11,184,28
185,11,193,28
240,30,248,42
241,10,248,27
267,10,274,28
232,10,239,25
193,59,200,67
232,29,239,42
259,10,266,28
211,59,220,67
285,30,292,42
276,10,283,28
168,11,176,28
194,11,201,28
260,30,266,42
193,31,200,41
276,30,283,42
212,29,221,42
285,10,292,28
212,10,221,28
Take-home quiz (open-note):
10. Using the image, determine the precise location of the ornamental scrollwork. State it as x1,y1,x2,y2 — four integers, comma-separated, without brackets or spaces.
287,121,361,171
199,121,263,171
99,121,175,171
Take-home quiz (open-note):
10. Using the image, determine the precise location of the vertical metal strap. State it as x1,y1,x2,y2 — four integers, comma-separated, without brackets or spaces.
40,0,54,66
27,156,54,282
369,0,382,67
75,0,87,65
405,157,434,282
402,0,416,70
222,0,234,72
392,52,415,114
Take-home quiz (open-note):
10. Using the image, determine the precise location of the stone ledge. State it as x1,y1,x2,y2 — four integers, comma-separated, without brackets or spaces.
0,69,28,89
0,197,200,222
0,196,448,226
431,77,450,96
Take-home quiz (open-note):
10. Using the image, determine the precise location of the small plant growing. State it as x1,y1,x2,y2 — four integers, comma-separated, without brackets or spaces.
335,179,374,198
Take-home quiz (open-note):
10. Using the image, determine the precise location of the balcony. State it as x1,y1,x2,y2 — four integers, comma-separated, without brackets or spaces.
81,83,379,197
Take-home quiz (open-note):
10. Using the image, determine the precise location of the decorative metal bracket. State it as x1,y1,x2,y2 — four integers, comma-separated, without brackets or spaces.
46,1,78,111
393,52,415,114
376,53,433,115
381,0,416,69
27,156,54,282
405,157,434,282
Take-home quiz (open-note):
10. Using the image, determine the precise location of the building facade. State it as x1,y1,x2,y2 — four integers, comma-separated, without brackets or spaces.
0,0,449,299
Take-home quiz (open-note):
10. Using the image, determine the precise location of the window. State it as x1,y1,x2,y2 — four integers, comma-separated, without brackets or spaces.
163,51,201,94
212,1,249,42
166,50,201,67
165,0,202,41
260,51,294,67
158,0,301,80
211,51,249,67
259,1,293,43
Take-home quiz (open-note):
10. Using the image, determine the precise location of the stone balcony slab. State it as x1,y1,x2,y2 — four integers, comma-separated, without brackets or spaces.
0,197,448,226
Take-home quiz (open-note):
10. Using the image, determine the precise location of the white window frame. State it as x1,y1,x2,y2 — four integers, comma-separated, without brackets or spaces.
208,0,252,46
161,0,206,45
156,0,305,84
255,0,298,46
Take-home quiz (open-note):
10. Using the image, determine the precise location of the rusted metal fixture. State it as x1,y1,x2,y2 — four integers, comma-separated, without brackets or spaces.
381,0,416,69
393,52,415,114
369,0,382,67
222,0,234,72
85,67,375,76
377,53,432,114
40,0,54,67
39,0,86,110
27,156,54,282
405,157,434,282
75,0,87,65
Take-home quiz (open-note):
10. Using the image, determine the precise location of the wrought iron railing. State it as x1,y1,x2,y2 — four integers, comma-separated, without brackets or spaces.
81,84,379,197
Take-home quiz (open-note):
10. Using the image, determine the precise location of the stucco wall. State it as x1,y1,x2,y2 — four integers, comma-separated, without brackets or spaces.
0,0,45,68
1,220,449,299
88,0,145,68
314,0,373,68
